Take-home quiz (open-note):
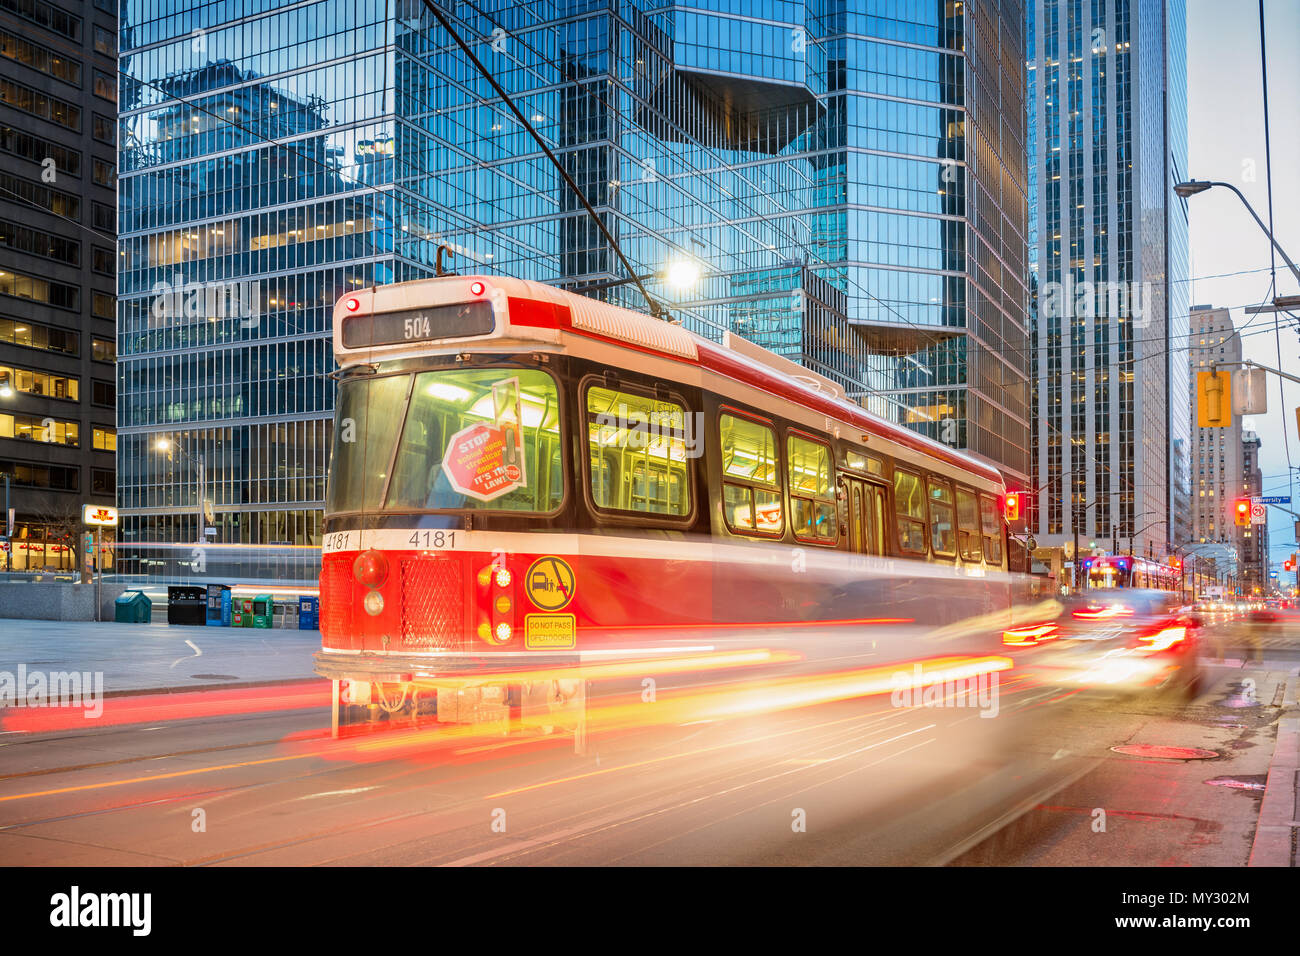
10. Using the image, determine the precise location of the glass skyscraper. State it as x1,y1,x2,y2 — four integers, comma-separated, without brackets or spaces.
116,0,1030,580
1025,0,1189,560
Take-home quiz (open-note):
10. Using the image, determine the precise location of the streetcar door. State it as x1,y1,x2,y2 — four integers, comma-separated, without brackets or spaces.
842,477,885,556
863,482,887,556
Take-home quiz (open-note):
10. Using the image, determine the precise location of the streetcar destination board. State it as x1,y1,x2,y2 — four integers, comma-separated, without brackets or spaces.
342,300,494,348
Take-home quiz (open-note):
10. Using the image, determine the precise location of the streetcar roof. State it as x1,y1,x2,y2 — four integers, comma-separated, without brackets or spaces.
333,275,1006,487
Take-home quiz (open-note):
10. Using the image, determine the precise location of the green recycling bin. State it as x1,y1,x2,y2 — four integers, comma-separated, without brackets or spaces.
252,594,273,628
114,591,152,623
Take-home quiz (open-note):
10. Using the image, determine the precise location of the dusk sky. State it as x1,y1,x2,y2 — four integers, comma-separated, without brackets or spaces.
1187,0,1300,569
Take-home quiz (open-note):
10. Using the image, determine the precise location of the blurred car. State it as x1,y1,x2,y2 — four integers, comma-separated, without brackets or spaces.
1003,589,1203,697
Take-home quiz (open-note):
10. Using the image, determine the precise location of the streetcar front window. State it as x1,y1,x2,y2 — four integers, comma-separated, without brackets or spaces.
327,374,411,514
386,368,563,513
327,368,564,515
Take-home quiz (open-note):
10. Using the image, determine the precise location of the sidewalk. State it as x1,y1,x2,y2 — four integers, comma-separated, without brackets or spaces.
1249,674,1299,866
0,618,322,694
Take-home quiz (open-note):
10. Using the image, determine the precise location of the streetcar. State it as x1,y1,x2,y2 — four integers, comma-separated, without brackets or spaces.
1084,555,1181,592
318,275,1020,730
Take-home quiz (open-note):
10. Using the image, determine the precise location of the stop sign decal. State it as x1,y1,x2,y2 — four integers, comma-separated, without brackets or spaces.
442,421,527,502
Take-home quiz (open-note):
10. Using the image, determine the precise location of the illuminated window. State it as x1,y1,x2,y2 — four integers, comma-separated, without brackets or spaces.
719,411,782,536
787,433,836,543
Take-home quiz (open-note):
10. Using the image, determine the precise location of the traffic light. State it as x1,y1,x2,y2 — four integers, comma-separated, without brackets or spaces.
1196,370,1232,427
1233,498,1251,527
1004,491,1022,522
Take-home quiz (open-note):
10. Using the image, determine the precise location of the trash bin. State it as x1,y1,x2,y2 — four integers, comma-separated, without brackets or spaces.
166,585,206,626
206,584,232,626
114,591,152,623
252,593,273,628
298,596,319,630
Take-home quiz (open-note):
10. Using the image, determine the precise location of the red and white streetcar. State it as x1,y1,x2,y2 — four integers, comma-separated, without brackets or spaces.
318,275,1020,731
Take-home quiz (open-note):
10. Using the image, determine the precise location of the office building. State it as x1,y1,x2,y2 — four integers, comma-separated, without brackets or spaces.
1188,305,1242,547
1241,428,1266,594
1026,0,1190,560
0,0,118,571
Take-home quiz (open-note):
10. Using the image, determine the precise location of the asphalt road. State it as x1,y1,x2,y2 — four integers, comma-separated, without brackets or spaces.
0,625,1293,866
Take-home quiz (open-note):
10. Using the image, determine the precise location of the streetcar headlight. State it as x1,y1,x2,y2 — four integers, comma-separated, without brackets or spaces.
494,567,512,588
495,622,512,643
363,590,384,616
353,549,389,588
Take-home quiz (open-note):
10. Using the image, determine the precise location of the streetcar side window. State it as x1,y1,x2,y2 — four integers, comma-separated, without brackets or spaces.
843,447,884,477
955,487,982,562
927,478,956,558
585,384,691,518
893,468,927,554
979,494,1004,566
787,433,836,543
719,411,783,536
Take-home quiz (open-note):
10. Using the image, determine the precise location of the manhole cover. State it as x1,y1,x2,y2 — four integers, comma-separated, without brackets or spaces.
190,674,239,681
1205,775,1267,791
1111,744,1219,760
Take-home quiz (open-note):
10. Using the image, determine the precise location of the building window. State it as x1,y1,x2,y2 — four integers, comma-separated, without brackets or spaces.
92,426,115,451
92,70,115,103
91,292,113,319
0,170,79,219
0,267,78,310
0,364,78,400
91,112,114,145
93,26,115,57
0,125,80,176
91,379,114,407
0,218,80,266
0,29,81,86
92,246,113,274
0,458,79,491
91,336,114,362
0,0,81,40
0,78,80,130
91,468,112,494
92,158,114,188
91,201,113,231
0,412,78,446
0,317,77,355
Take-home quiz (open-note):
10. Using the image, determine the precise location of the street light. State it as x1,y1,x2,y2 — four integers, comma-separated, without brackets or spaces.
1174,179,1300,289
664,260,701,290
155,438,206,544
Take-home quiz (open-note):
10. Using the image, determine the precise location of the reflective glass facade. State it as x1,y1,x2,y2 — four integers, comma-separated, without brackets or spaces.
117,0,1031,580
1026,0,1188,558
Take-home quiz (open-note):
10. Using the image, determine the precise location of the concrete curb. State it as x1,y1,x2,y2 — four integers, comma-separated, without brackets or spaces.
1248,675,1298,867
98,676,326,700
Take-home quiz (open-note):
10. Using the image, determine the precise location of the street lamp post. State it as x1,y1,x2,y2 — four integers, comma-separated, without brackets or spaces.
1174,180,1300,291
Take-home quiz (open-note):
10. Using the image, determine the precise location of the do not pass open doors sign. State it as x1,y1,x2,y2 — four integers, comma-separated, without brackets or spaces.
441,376,528,502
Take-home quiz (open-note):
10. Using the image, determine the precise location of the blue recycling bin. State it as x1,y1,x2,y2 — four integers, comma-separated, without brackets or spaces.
298,595,319,630
206,584,232,626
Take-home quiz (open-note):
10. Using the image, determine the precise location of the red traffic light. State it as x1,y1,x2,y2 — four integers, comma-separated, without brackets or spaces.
1004,492,1022,522
1234,498,1252,527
